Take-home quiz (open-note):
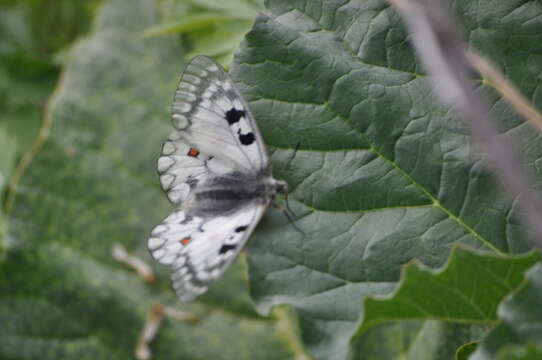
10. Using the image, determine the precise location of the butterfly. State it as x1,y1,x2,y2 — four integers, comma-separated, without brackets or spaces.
148,56,287,302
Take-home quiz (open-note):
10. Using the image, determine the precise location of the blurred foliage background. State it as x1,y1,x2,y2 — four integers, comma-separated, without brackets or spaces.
0,1,303,359
0,0,265,254
1,0,102,260
0,0,99,153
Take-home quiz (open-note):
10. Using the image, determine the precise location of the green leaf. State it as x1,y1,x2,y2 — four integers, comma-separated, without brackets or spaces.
471,263,542,360
189,0,264,19
0,0,296,358
456,342,478,360
186,20,254,61
144,0,263,67
0,1,100,66
142,13,253,37
351,321,481,360
355,247,541,336
496,343,542,360
230,0,542,358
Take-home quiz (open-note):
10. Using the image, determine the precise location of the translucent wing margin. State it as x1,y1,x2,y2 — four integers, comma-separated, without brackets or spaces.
148,204,267,302
158,56,269,205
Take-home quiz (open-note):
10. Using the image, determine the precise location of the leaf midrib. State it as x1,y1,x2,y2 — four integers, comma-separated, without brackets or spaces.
259,97,503,255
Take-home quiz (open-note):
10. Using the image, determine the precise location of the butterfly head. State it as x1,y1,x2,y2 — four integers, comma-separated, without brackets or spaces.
265,178,288,202
267,178,304,234
274,179,288,196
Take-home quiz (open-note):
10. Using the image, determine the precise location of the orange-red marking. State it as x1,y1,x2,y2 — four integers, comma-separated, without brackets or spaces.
187,148,200,157
180,237,192,245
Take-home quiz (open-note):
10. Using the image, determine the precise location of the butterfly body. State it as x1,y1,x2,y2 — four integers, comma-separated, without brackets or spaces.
188,171,286,217
148,56,286,302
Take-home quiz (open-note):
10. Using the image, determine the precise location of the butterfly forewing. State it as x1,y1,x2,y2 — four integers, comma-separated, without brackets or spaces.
158,56,269,205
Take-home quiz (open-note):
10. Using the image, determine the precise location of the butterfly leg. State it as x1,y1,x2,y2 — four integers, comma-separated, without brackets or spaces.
271,201,305,236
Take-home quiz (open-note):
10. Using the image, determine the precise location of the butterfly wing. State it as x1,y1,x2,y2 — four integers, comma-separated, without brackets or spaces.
148,204,267,302
158,56,269,205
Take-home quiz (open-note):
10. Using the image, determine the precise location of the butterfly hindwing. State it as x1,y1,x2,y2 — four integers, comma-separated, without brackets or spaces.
148,210,204,265
157,135,212,205
158,56,269,205
149,205,267,302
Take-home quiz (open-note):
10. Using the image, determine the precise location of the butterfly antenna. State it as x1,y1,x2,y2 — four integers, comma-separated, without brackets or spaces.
284,142,304,235
271,142,304,235
286,142,301,171
281,142,300,221
284,192,296,218
283,207,305,236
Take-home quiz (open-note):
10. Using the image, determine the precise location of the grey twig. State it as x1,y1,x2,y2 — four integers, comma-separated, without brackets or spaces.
466,52,542,133
389,0,542,250
135,304,198,360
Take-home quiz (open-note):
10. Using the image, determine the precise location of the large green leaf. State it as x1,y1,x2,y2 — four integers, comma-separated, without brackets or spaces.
471,263,542,360
356,247,541,336
0,0,296,358
230,0,542,358
351,321,483,360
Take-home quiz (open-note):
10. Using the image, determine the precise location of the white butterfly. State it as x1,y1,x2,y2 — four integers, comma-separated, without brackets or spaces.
148,56,287,302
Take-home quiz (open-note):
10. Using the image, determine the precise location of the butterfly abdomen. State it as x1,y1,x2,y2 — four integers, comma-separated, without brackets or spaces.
189,173,268,216
195,188,262,202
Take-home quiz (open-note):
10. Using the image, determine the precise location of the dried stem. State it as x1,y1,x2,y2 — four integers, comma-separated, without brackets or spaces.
467,51,542,133
112,243,155,283
135,304,165,360
134,304,198,360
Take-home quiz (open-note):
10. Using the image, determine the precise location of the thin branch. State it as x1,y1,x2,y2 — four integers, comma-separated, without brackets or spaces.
4,69,62,215
135,304,164,360
112,243,155,283
135,304,198,360
388,0,542,249
163,306,198,323
467,51,542,134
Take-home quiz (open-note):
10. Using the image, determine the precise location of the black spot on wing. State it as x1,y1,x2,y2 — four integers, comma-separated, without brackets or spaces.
225,108,245,125
235,226,248,233
219,244,237,254
238,132,255,146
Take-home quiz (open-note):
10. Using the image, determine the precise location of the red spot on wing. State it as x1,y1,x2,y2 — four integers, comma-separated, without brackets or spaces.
180,237,192,245
187,148,200,157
